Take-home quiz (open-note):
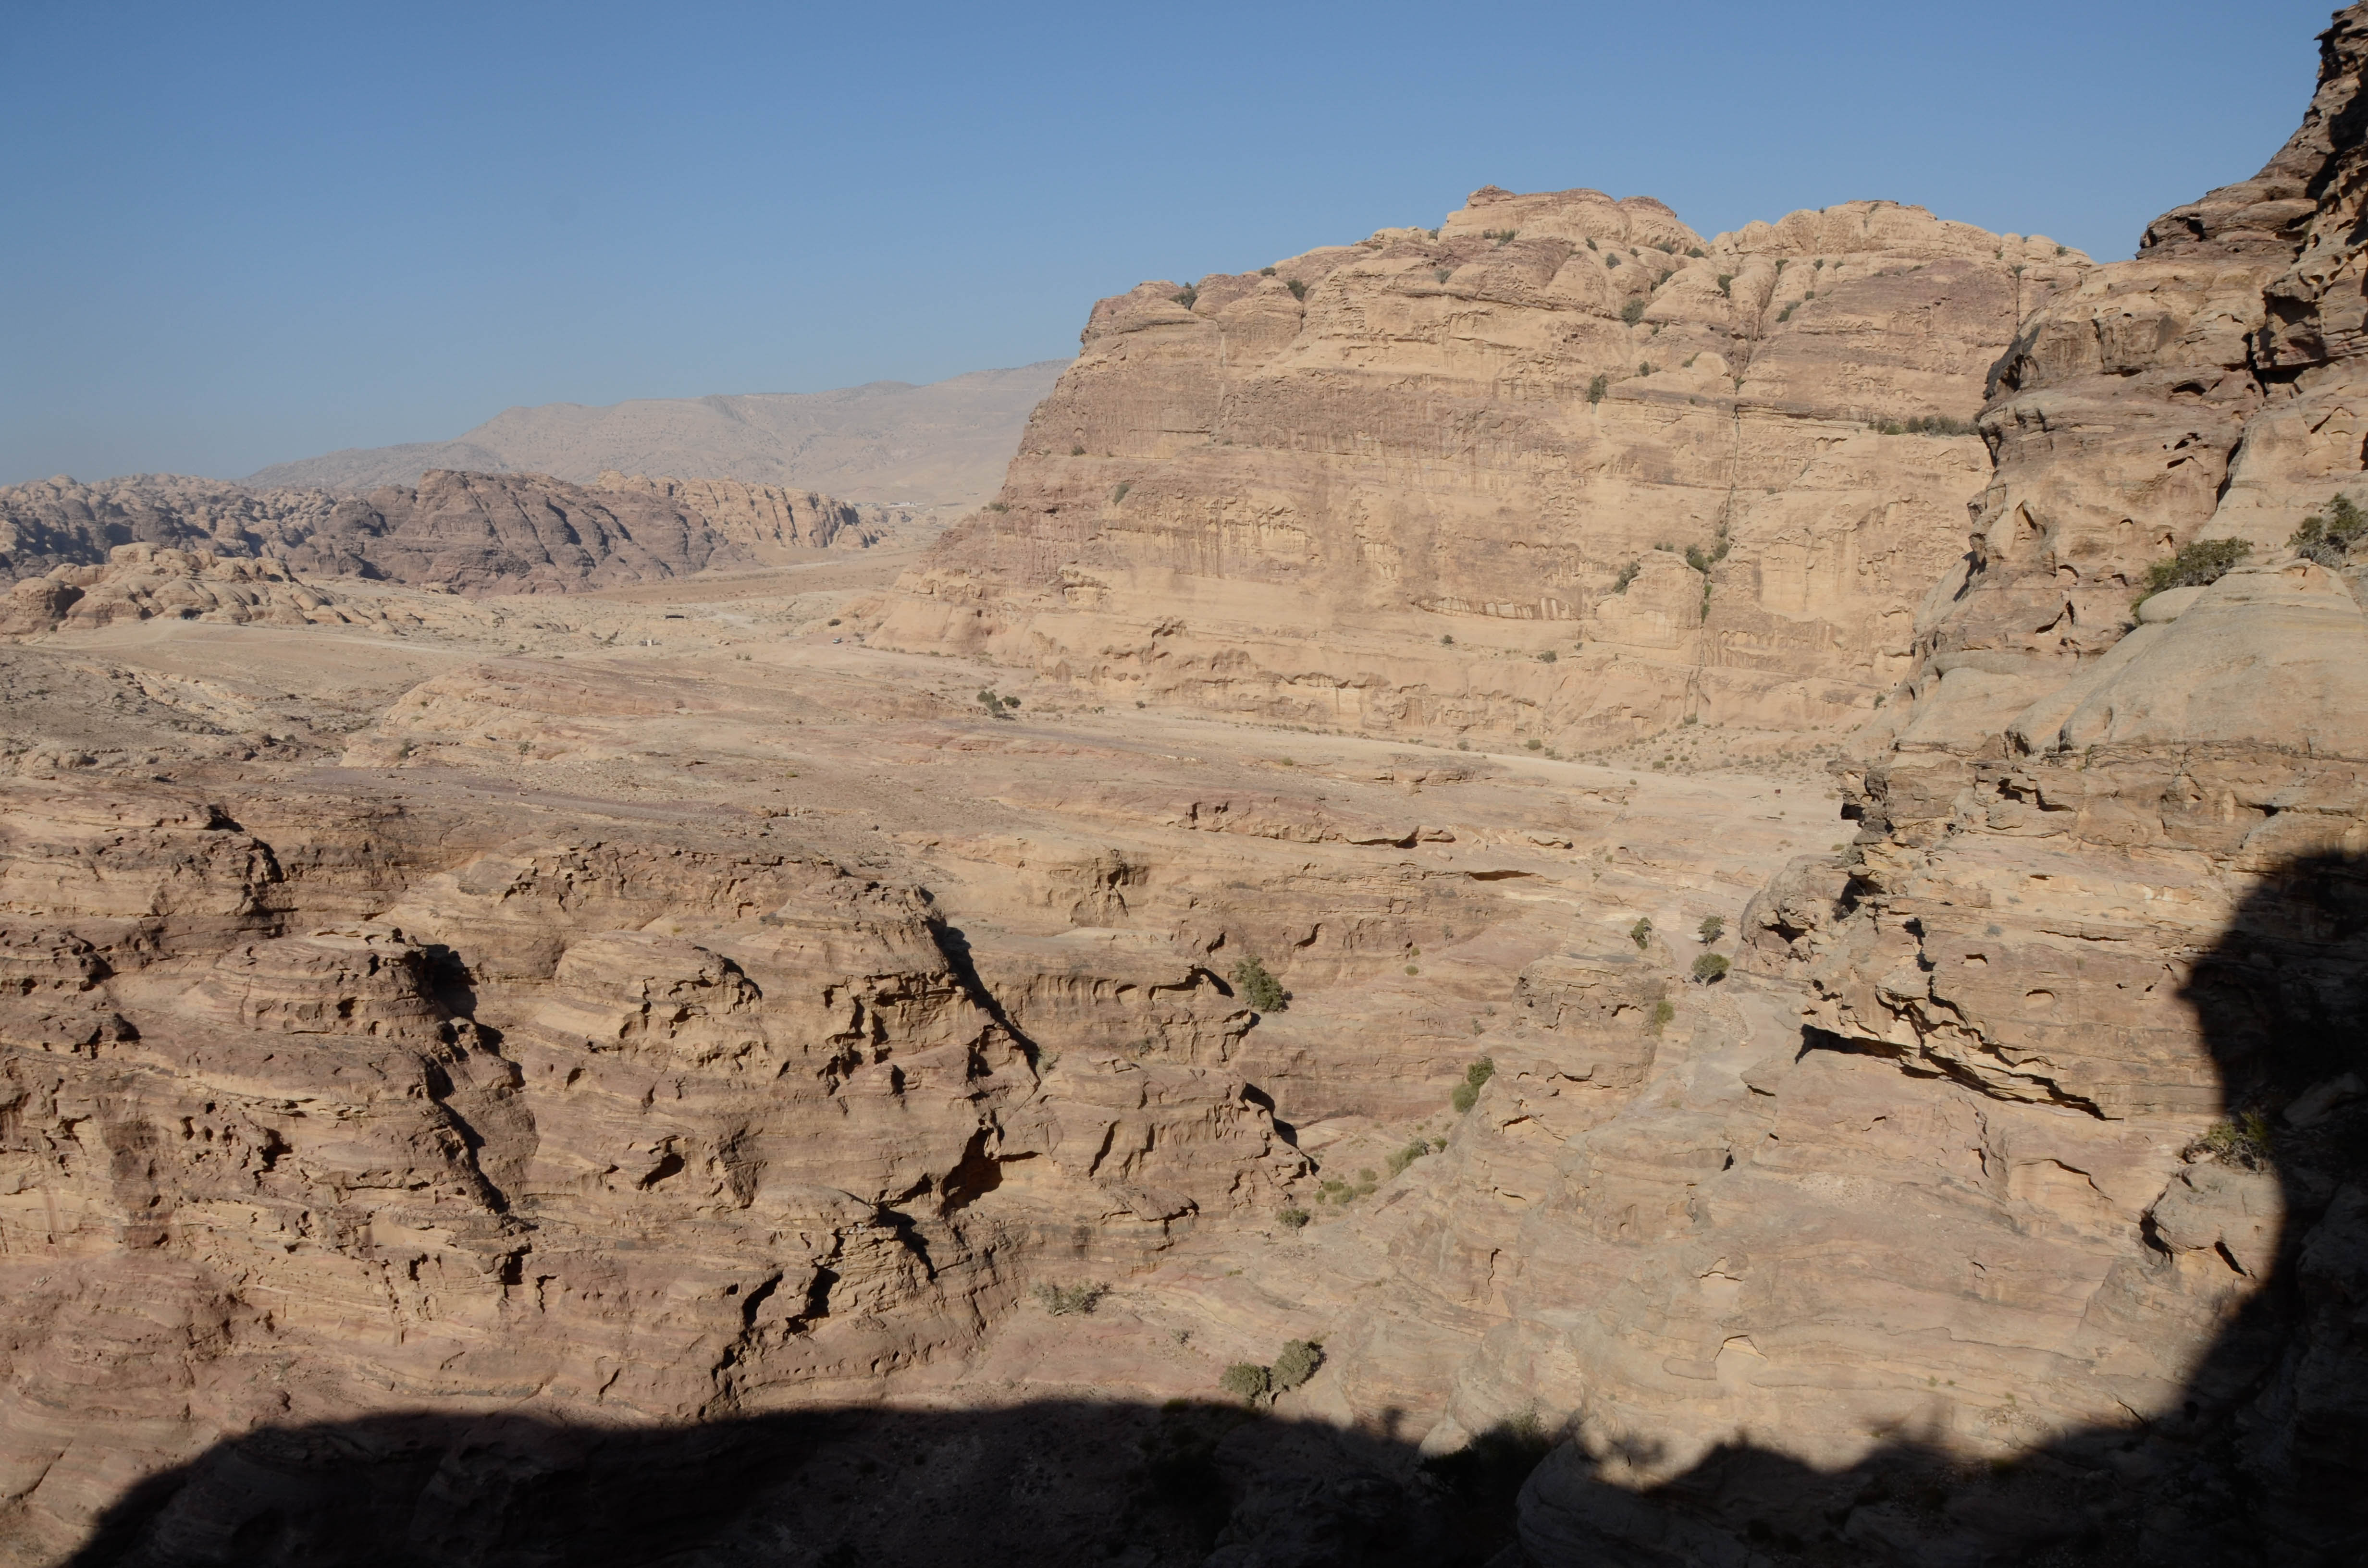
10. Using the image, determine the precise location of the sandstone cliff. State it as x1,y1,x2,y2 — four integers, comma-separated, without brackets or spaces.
1382,9,2368,1562
867,191,2087,755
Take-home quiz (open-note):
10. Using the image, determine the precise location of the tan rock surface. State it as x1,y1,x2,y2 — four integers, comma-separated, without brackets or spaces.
0,540,1856,1564
864,191,2086,758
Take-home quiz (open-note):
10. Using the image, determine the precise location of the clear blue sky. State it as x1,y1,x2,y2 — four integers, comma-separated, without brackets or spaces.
1,0,2343,484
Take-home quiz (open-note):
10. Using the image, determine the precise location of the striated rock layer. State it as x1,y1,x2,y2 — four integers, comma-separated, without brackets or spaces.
866,190,2088,752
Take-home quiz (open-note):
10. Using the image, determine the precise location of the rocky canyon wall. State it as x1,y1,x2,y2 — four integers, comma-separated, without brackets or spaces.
1326,9,2368,1563
867,190,2089,754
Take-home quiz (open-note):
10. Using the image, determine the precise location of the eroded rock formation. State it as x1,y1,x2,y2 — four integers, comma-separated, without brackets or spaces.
866,191,2088,753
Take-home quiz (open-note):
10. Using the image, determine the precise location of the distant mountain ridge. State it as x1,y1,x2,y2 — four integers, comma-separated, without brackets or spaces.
0,469,904,595
244,361,1071,508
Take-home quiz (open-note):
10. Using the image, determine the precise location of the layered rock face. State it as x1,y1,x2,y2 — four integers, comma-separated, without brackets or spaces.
0,469,908,598
868,191,2087,752
1346,10,2368,1563
0,534,1852,1564
0,775,1301,1560
0,546,357,637
589,472,887,552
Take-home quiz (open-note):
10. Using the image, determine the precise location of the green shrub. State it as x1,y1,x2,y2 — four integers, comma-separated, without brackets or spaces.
1537,649,1557,663
1385,1139,1431,1176
1483,228,1518,244
1111,481,1131,503
1035,1281,1110,1315
1231,955,1288,1012
1273,1339,1323,1392
1440,633,1454,645
1434,268,1454,283
1620,298,1646,326
1611,559,1640,593
1220,1362,1271,1404
1683,540,1729,575
1715,273,1734,297
1278,1205,1310,1229
1871,415,1976,437
1604,252,1621,269
1586,374,1608,404
1686,245,1706,258
2141,537,2251,596
1259,265,1277,276
1070,444,1085,456
1637,362,1654,377
1691,953,1730,984
1172,285,1198,308
1776,302,1796,322
1649,996,1675,1034
2197,1110,2273,1170
1450,1055,1495,1114
1629,917,1653,950
1697,915,1725,944
1523,737,1543,751
2290,493,2368,565
1286,278,1309,301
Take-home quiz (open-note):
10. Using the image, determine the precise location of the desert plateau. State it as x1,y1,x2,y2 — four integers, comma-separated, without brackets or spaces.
4,4,2368,1566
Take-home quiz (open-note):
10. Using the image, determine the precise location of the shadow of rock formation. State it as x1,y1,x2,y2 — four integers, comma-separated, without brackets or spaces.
56,1396,1538,1568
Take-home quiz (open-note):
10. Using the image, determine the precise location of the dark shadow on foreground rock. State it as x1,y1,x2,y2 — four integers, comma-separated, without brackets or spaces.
1518,852,2368,1567
59,1396,1530,1568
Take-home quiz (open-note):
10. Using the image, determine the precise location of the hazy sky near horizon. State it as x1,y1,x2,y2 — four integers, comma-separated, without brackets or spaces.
1,0,2343,483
